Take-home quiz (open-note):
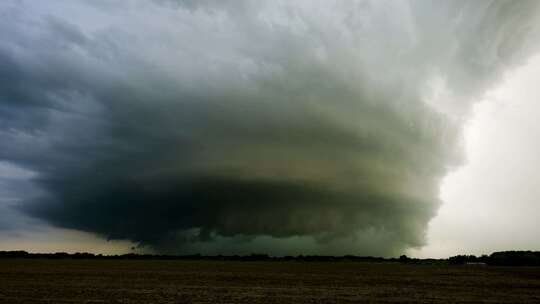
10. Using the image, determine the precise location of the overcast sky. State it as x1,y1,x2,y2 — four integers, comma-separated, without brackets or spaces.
1,0,540,257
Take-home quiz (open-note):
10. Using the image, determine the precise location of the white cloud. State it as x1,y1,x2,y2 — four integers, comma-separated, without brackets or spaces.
411,54,540,258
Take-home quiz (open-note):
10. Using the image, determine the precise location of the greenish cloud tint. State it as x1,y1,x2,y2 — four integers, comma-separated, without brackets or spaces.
1,0,540,256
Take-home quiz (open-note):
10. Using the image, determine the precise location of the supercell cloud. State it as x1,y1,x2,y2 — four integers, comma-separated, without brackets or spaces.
1,0,540,255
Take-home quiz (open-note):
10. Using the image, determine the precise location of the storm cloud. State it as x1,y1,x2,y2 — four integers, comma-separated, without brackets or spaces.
1,0,540,255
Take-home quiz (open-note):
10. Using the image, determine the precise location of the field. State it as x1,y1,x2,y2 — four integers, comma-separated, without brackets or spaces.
1,259,540,303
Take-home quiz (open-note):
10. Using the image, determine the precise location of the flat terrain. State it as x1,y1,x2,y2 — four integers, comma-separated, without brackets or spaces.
1,259,540,303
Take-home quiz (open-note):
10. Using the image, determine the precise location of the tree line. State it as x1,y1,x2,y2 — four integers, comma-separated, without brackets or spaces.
1,250,539,265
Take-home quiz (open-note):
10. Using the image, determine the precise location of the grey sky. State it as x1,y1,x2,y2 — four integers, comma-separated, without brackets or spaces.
412,54,540,258
1,0,540,256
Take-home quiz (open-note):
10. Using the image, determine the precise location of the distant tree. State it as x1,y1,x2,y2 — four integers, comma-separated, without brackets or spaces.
448,255,478,265
399,255,409,262
488,251,540,266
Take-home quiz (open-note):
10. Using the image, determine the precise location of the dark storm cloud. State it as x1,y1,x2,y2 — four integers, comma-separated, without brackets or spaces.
1,0,540,255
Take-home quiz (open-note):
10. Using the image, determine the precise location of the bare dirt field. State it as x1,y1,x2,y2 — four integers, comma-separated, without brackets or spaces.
1,259,540,303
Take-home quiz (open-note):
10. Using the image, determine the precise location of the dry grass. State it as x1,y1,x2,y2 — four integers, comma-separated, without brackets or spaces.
1,259,540,303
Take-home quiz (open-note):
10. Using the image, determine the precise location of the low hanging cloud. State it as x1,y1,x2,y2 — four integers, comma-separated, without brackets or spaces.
1,0,540,255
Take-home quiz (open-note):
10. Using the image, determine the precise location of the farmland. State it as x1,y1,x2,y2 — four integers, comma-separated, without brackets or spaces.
1,259,540,303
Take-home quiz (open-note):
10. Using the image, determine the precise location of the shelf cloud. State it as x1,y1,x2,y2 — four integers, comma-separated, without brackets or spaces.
1,0,540,255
